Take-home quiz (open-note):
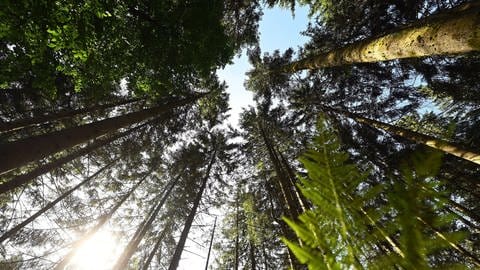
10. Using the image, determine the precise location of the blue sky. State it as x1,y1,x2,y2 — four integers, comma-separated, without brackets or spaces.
177,5,311,270
217,6,310,128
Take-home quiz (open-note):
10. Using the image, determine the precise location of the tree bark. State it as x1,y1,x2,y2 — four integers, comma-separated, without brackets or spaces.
54,172,149,270
279,2,480,73
0,119,152,195
326,106,480,165
0,162,113,243
0,97,142,133
168,149,217,270
0,94,205,175
112,174,181,270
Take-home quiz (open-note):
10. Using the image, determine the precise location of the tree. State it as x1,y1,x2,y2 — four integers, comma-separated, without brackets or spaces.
168,144,217,270
323,105,480,165
278,2,480,73
0,97,142,133
0,94,204,175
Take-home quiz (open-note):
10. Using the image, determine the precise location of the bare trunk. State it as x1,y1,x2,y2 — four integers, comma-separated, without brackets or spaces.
0,162,113,243
168,149,217,270
55,172,149,270
0,97,142,133
258,122,303,218
204,216,217,270
249,239,256,270
326,106,480,165
0,119,151,195
280,3,480,73
141,221,172,270
0,94,205,174
112,174,181,270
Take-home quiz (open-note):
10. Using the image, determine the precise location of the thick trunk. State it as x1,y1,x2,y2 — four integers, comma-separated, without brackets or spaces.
0,163,112,243
168,149,217,270
280,3,480,73
0,120,151,195
0,94,204,174
204,216,217,270
327,106,480,165
55,172,149,270
112,174,181,270
0,97,142,133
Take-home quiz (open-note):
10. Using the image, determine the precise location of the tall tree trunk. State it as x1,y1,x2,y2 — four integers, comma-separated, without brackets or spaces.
234,191,240,270
326,105,480,165
55,172,149,270
141,221,172,270
204,216,217,270
276,150,309,211
0,97,142,133
112,174,181,270
279,2,480,73
0,162,113,243
0,94,205,174
168,149,217,270
258,121,303,218
249,239,256,270
263,173,299,270
0,119,152,195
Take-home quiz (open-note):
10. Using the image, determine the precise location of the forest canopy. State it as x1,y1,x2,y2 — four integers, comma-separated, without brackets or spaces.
0,0,479,269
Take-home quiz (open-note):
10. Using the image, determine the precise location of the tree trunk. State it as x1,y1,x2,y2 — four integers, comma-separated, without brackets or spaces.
234,191,240,270
54,172,150,270
0,94,205,174
112,174,181,270
204,216,217,270
249,239,256,270
0,119,152,195
0,162,113,243
168,149,217,270
258,121,303,218
279,2,480,73
326,106,480,165
141,221,172,270
0,97,142,133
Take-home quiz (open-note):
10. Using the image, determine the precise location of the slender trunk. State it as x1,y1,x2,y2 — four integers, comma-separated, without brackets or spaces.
168,149,217,270
416,216,480,267
263,174,298,270
0,97,142,133
0,162,113,243
249,239,256,270
204,216,217,270
141,221,172,270
326,106,480,165
0,119,151,195
112,174,181,270
234,192,240,270
258,122,302,218
55,172,149,270
279,2,480,73
0,94,205,174
277,150,309,211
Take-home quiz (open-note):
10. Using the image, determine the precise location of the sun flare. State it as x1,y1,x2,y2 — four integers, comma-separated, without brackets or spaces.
67,230,120,270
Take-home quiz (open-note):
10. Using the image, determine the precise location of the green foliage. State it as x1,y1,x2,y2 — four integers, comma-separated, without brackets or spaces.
283,117,473,269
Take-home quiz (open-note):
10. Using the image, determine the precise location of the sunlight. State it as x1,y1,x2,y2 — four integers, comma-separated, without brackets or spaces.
66,230,120,270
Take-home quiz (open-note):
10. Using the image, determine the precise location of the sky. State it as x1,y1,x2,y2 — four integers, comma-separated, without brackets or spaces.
217,6,310,128
176,5,310,270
